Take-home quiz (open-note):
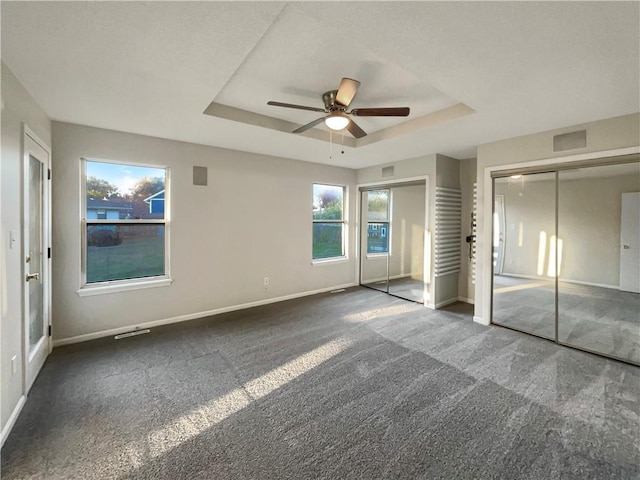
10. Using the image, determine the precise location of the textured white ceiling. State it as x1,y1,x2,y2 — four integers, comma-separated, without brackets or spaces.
2,1,638,168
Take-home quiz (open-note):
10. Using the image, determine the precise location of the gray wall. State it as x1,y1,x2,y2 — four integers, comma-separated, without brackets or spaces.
51,122,357,341
458,158,477,303
1,63,52,432
475,113,640,324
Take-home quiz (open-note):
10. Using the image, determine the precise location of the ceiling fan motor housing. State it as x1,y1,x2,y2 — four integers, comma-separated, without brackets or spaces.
322,90,344,111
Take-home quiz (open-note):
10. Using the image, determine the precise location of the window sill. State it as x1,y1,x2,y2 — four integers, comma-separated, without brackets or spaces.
366,253,390,259
312,256,349,266
77,277,173,297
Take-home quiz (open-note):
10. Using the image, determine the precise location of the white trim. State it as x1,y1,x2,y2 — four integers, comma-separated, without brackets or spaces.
55,282,357,346
80,158,170,288
356,175,430,189
355,176,430,304
457,296,474,304
311,256,349,266
77,277,173,297
366,253,389,260
22,125,52,394
81,156,168,170
473,316,488,325
1,395,26,448
478,145,640,326
487,146,640,176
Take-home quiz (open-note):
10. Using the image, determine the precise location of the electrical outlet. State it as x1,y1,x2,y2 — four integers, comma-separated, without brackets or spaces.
264,277,269,287
11,355,17,375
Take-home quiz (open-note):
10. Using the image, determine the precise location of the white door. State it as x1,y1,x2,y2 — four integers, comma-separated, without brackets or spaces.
620,192,640,293
23,129,51,391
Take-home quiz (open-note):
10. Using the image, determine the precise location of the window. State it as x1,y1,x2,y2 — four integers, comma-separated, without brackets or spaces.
366,190,390,254
82,159,168,287
312,184,346,260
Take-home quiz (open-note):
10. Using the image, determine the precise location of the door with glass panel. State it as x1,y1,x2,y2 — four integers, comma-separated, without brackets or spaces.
360,189,390,293
24,130,51,391
492,158,640,365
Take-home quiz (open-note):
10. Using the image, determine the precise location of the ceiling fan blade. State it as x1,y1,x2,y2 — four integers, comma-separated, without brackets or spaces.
292,116,327,134
350,107,410,117
346,119,367,138
335,78,361,108
268,101,326,113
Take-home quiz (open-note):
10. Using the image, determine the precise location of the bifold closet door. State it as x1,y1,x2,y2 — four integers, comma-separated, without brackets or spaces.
557,163,640,365
360,189,390,293
492,172,557,339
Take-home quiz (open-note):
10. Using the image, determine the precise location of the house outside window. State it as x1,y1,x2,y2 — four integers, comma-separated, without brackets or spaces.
82,159,168,287
366,190,390,254
312,183,346,260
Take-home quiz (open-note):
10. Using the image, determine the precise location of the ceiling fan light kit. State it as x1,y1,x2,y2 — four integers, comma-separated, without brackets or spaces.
325,112,350,131
267,77,410,138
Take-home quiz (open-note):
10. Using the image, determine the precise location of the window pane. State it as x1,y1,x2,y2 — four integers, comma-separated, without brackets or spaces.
86,161,166,220
367,222,389,253
86,224,165,283
313,184,343,220
312,223,344,259
367,190,389,222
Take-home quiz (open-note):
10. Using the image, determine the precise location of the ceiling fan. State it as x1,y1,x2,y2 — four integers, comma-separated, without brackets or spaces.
267,78,410,138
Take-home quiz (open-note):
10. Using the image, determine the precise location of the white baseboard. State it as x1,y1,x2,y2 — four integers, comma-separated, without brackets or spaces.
457,296,474,304
1,395,26,448
499,273,618,290
53,283,357,347
473,316,489,326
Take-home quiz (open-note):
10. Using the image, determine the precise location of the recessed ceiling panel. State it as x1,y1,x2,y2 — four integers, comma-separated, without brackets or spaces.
213,5,460,135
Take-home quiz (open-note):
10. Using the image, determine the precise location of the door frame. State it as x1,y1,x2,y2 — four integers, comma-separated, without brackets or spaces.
22,125,52,393
619,192,640,293
485,150,640,366
356,175,430,304
493,194,506,275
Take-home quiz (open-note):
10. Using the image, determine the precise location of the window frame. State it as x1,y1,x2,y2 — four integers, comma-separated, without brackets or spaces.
312,183,348,263
365,189,392,258
78,158,172,295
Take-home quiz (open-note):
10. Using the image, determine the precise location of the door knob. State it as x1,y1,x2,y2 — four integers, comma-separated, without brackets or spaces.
26,273,40,282
622,245,630,249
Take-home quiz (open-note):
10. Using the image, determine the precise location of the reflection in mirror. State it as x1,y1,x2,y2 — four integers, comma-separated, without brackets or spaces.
360,190,390,292
492,172,556,339
557,162,640,365
388,184,426,303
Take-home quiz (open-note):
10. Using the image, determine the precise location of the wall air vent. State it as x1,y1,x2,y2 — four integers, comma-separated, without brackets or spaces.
553,130,586,152
193,166,208,186
381,166,394,178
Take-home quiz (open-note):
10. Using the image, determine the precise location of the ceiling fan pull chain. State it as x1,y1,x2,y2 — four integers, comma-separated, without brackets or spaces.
329,130,333,159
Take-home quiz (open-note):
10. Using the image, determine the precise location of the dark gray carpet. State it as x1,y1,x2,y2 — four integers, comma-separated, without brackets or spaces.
2,287,639,479
493,275,640,364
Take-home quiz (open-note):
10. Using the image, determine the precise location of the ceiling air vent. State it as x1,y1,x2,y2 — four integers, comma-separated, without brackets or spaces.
553,130,586,152
382,166,394,178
